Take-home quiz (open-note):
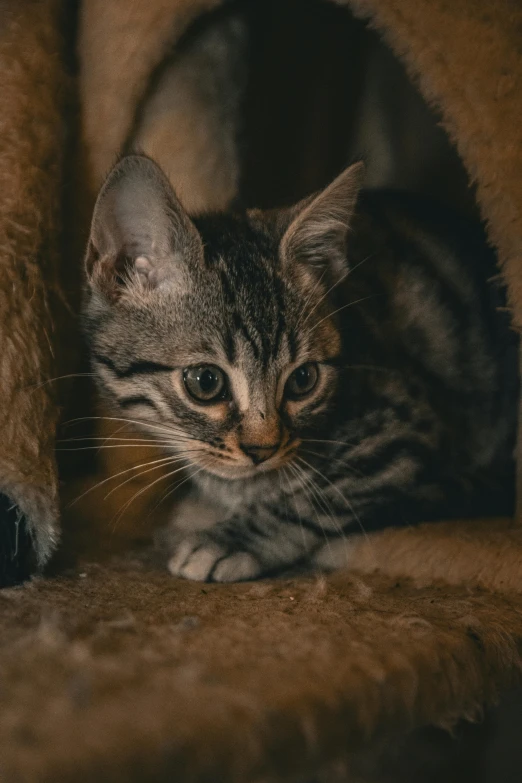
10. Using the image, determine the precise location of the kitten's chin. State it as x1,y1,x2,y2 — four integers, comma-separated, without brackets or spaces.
200,461,281,481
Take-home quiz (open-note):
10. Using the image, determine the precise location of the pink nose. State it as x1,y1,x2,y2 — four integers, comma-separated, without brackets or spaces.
240,443,279,464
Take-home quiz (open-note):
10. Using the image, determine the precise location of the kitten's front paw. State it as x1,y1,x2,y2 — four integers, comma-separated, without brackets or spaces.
168,534,261,583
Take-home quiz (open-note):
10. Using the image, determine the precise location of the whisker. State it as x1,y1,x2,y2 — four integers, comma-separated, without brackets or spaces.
57,443,194,452
59,436,186,445
292,460,359,574
297,456,371,544
288,462,334,561
300,271,351,332
104,455,194,500
295,463,356,569
292,462,340,533
280,465,307,553
111,461,196,530
148,465,207,518
308,295,375,333
294,268,327,331
57,433,192,451
301,255,375,332
29,373,95,391
67,455,186,509
63,415,198,442
302,437,358,449
299,447,364,477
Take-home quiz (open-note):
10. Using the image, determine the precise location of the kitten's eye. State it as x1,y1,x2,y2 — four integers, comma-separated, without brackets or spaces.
183,365,228,403
285,362,319,399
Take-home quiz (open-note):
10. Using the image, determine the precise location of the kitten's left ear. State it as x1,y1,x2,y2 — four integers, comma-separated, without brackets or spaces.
280,162,364,278
85,155,202,300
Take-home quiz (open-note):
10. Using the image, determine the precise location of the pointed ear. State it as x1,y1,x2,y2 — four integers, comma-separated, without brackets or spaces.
280,162,364,278
85,155,202,300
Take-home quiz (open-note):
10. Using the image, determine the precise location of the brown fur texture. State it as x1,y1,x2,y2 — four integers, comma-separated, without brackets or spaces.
338,518,522,594
131,8,246,213
0,0,69,564
1,548,522,783
80,0,226,208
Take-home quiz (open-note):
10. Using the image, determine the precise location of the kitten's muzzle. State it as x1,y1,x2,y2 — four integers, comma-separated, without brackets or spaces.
240,443,280,465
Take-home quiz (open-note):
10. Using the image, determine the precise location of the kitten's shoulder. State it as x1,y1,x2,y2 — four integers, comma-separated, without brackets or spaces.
355,188,496,277
357,189,488,249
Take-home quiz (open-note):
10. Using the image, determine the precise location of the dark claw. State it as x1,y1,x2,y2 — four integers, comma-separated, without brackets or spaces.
0,494,36,587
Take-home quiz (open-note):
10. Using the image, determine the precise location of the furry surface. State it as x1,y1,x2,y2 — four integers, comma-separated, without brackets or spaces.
0,0,69,567
340,518,522,594
80,0,226,209
2,542,522,783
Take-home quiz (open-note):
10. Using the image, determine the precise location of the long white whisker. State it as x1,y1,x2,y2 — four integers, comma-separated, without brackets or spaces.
112,461,196,530
300,254,375,331
57,443,196,452
64,416,198,441
294,268,327,331
68,452,199,508
29,373,95,390
288,462,333,561
297,456,371,544
292,462,340,534
302,437,358,449
104,455,196,500
281,465,307,553
300,270,349,331
295,463,355,569
308,295,375,334
59,436,187,445
299,447,363,477
148,465,206,518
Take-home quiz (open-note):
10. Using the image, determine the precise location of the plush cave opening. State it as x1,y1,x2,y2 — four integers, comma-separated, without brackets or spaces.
186,0,479,218
57,0,510,567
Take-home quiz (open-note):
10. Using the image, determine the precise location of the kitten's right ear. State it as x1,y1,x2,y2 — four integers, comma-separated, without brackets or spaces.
279,162,364,279
85,155,202,300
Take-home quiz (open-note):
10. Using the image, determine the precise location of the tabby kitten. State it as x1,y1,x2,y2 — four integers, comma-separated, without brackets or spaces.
83,155,517,582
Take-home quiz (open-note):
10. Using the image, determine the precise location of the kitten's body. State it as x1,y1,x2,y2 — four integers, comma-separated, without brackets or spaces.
83,156,517,581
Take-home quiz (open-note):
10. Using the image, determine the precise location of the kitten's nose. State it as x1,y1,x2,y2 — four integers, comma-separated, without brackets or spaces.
240,443,279,465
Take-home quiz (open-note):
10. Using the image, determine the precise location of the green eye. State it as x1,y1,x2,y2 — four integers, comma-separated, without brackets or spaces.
183,365,228,403
285,362,319,400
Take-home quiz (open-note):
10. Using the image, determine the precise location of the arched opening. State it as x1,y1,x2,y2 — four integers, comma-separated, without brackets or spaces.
131,0,478,218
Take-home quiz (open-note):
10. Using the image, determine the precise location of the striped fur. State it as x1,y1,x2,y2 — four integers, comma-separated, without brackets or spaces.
83,156,518,581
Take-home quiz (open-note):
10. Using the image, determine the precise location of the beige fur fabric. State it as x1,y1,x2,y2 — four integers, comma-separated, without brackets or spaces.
80,0,230,212
1,543,522,783
0,0,68,565
132,9,246,214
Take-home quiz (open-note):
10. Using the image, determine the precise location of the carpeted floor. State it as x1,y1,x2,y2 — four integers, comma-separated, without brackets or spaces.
1,538,522,783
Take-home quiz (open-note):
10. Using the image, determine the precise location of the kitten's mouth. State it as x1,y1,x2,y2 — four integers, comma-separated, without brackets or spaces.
199,446,298,481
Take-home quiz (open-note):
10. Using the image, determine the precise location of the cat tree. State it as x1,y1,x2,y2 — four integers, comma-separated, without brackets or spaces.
1,0,522,780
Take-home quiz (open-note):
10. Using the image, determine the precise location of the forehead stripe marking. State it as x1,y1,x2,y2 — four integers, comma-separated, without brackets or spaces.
232,311,261,361
93,353,174,378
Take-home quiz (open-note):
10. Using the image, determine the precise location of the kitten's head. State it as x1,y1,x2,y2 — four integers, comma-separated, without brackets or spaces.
84,155,363,479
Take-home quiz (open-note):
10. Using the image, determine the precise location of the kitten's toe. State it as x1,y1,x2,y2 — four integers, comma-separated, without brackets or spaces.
167,536,261,582
168,537,225,582
212,552,261,582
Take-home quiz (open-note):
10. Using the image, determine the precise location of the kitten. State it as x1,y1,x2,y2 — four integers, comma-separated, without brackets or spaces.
83,155,518,582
